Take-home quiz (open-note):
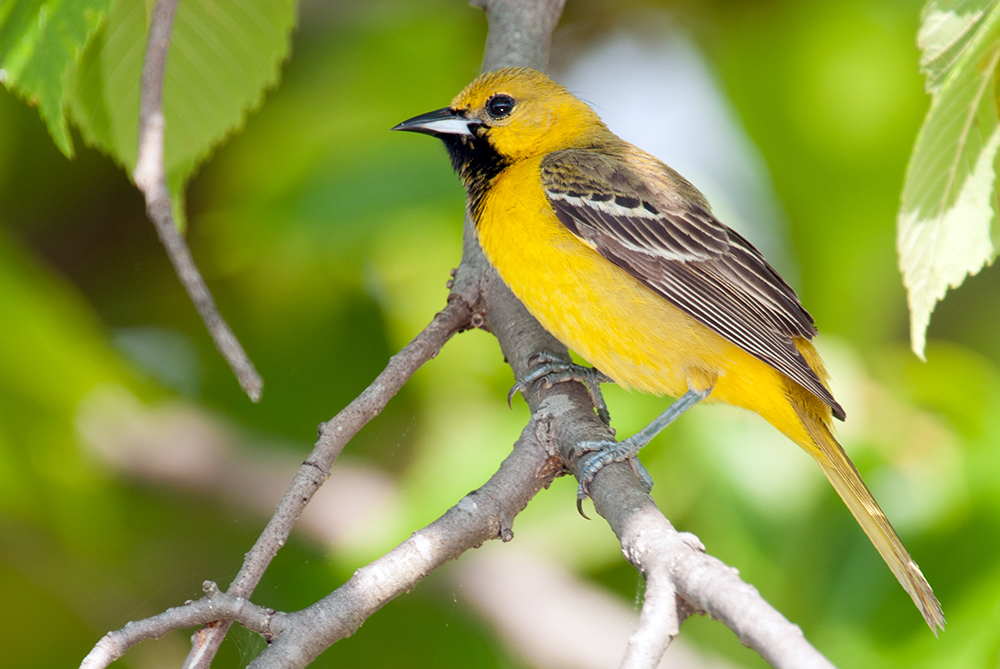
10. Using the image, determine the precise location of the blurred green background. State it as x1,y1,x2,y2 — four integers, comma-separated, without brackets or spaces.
2,0,999,667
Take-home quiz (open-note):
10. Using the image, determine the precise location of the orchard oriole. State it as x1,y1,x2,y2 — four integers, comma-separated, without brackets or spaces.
394,67,944,631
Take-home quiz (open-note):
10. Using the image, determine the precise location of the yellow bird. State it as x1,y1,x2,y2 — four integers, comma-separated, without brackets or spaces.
394,67,944,631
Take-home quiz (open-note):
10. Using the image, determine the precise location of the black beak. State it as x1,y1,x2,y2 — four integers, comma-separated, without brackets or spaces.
392,107,479,137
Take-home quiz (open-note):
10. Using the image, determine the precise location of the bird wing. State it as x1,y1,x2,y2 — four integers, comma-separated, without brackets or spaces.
540,148,845,420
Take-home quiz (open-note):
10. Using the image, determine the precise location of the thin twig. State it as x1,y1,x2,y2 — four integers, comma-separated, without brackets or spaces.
133,0,263,402
179,297,475,668
80,582,277,669
619,568,680,668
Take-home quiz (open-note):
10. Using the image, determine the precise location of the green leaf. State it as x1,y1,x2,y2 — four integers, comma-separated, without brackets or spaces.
0,0,113,158
918,0,995,92
67,0,297,223
898,0,1000,359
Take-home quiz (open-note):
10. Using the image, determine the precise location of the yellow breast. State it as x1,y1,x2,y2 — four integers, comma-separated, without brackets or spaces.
474,156,810,441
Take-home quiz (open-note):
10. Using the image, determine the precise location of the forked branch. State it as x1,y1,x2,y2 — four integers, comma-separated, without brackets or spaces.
179,295,477,668
80,582,277,669
83,0,837,667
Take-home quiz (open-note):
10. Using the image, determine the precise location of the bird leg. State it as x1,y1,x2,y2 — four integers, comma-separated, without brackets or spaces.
508,351,613,425
573,388,711,515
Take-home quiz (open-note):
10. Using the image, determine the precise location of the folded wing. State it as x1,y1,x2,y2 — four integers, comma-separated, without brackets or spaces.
541,149,845,420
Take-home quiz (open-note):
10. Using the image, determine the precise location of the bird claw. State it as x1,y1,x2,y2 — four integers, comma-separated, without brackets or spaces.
507,352,613,424
506,383,521,409
573,438,653,517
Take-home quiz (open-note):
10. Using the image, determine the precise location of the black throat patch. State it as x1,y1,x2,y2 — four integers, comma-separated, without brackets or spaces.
439,126,508,222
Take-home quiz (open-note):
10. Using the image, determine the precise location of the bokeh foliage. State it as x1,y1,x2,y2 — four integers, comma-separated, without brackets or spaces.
1,0,999,667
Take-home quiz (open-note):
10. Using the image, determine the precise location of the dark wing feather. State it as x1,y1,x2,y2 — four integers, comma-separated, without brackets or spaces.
541,149,845,420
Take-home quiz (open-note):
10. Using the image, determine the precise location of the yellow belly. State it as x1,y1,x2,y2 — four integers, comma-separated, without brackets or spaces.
475,157,812,444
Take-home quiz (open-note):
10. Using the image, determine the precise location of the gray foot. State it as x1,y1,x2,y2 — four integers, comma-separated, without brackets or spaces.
573,438,652,516
508,352,613,425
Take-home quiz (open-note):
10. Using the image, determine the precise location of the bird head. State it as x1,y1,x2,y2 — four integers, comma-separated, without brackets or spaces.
393,67,606,181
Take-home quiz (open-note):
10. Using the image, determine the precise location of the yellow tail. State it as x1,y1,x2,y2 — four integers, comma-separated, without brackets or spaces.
791,397,945,633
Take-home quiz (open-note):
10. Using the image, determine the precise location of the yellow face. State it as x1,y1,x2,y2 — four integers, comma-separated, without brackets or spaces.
448,67,605,162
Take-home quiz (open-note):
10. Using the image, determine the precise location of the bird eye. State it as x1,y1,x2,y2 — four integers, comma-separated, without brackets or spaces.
486,94,515,119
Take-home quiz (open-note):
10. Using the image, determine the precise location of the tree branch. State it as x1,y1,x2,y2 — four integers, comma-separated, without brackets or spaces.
608,500,835,669
80,581,278,669
249,412,562,668
178,296,476,669
464,3,836,666
133,0,263,402
84,1,839,668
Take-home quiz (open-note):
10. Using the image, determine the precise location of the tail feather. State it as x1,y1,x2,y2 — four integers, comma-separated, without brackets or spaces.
798,406,945,633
